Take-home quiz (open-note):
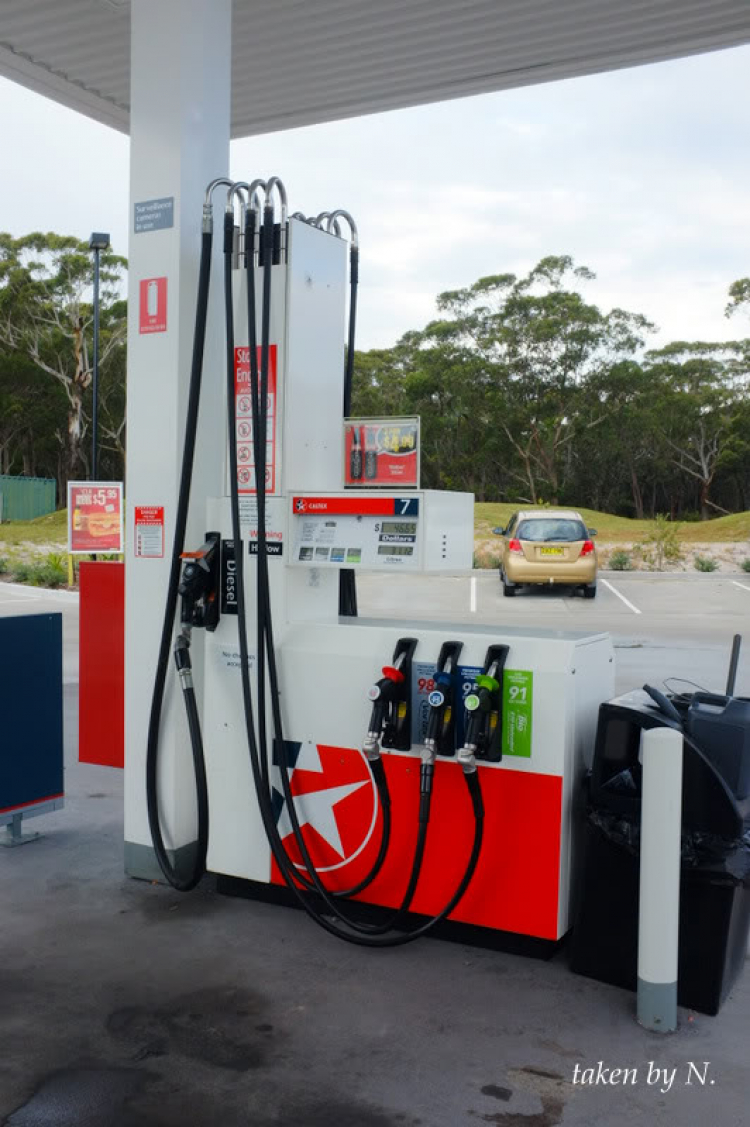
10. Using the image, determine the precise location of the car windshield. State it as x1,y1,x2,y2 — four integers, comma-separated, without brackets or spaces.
516,518,587,543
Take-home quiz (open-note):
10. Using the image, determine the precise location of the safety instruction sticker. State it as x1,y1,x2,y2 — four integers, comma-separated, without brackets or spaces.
235,345,277,494
503,670,533,757
134,505,164,558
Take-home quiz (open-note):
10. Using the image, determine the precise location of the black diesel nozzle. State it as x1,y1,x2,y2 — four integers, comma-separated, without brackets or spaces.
179,532,220,630
459,644,510,772
424,640,464,759
364,638,418,759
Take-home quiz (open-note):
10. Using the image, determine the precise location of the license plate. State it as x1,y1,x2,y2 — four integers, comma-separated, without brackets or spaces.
540,547,564,556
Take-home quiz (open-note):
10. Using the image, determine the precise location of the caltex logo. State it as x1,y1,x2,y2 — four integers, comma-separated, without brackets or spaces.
272,741,378,872
294,499,307,513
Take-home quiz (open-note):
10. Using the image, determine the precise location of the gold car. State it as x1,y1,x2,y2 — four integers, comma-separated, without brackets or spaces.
494,509,598,598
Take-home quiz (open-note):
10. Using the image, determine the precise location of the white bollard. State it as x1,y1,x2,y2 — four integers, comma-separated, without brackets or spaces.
637,726,683,1032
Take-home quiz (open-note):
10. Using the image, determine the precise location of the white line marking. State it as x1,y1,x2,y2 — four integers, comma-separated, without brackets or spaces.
601,577,641,615
732,581,750,594
470,576,477,613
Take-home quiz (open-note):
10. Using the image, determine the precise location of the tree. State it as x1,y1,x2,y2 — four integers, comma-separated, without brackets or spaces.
0,232,127,491
410,257,653,503
644,342,748,519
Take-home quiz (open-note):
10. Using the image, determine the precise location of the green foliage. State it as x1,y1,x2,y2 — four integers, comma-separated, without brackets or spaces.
352,265,750,519
693,555,719,572
8,551,67,587
640,515,682,570
0,555,9,573
0,231,127,496
608,549,633,571
741,559,750,573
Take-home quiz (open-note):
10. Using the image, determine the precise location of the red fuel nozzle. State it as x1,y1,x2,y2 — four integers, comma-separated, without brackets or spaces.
381,666,405,684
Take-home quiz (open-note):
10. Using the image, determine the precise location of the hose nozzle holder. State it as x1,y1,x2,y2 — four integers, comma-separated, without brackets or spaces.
464,645,509,762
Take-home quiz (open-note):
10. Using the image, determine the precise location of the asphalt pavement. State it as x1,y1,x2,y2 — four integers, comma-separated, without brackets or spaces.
1,573,749,1126
357,571,750,698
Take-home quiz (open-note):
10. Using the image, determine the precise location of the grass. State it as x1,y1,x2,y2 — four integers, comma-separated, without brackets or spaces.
0,508,67,547
474,504,750,543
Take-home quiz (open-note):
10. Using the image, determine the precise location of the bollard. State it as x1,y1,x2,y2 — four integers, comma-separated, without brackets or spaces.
637,726,683,1032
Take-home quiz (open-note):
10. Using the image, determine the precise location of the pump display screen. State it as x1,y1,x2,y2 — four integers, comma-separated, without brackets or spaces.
290,496,422,571
378,545,414,556
380,521,417,536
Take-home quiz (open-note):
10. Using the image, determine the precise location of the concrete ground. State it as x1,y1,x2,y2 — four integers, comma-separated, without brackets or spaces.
1,574,749,1126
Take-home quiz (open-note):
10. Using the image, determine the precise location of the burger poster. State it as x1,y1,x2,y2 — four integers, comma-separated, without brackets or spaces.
67,482,124,554
344,417,420,489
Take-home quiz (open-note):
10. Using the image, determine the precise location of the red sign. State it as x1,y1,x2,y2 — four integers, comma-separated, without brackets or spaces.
134,505,165,558
139,276,167,334
292,496,407,516
235,345,277,493
67,482,123,554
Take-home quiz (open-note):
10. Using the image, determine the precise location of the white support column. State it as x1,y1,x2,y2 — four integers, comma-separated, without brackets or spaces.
637,726,683,1032
124,0,232,877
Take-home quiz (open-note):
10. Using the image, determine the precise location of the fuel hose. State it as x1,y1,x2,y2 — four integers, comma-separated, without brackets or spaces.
145,178,233,891
227,190,484,945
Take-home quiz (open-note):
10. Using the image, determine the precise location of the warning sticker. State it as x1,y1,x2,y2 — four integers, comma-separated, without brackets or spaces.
134,505,165,558
139,277,167,334
235,345,277,494
502,669,533,757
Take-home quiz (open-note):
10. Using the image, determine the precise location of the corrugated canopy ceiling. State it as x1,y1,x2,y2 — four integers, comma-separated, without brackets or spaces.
1,0,749,136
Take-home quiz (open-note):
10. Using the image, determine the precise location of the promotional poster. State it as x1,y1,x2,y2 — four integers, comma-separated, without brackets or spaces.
344,417,419,489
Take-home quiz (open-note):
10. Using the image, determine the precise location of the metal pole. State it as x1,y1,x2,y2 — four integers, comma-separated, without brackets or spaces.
637,726,683,1032
91,246,100,481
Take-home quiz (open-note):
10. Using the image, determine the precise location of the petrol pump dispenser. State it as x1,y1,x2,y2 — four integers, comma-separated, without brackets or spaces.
133,176,615,949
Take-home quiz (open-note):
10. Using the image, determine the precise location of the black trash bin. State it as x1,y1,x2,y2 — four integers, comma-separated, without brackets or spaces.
569,690,750,1016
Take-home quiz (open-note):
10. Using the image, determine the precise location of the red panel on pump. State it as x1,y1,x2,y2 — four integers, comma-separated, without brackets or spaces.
271,748,562,940
79,561,125,768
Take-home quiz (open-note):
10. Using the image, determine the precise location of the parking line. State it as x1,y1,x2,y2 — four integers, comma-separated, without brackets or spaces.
470,576,477,613
600,577,641,615
732,581,750,594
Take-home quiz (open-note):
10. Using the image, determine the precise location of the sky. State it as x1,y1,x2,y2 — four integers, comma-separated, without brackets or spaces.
1,43,749,351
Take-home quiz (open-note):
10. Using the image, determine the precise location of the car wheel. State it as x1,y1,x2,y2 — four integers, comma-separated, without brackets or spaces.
583,584,597,600
502,572,517,598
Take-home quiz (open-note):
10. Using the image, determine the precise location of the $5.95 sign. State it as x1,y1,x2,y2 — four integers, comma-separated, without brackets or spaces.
67,482,124,554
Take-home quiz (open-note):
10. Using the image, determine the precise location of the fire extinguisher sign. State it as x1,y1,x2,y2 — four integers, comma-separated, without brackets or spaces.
139,277,167,334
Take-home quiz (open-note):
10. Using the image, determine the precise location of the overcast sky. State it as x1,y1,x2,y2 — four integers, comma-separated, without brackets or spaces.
1,43,749,351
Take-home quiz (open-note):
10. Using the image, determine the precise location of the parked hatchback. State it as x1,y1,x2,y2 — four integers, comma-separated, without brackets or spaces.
493,509,598,598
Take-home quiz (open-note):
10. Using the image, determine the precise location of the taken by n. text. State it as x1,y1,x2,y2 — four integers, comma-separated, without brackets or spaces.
572,1061,715,1093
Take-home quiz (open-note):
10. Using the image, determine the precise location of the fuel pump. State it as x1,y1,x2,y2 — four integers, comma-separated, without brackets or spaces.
132,172,616,952
145,175,487,946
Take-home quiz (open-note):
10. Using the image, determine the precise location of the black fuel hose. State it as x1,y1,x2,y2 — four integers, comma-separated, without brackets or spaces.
339,240,359,617
145,227,214,892
242,205,393,903
228,208,483,944
249,206,431,932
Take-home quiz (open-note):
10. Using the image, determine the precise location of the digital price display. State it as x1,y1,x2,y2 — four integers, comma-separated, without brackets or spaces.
377,545,414,556
380,521,417,536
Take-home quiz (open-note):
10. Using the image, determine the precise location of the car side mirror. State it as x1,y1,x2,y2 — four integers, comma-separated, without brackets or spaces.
492,526,505,536
588,528,597,537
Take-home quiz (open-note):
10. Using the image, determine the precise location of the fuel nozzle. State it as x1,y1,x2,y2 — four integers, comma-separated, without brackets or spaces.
179,532,220,631
458,644,509,773
424,640,464,762
363,638,418,761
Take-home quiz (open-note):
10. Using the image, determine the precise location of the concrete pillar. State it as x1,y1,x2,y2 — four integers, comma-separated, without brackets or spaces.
637,726,683,1031
124,0,231,877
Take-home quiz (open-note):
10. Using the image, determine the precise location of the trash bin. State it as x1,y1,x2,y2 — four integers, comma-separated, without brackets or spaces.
569,690,750,1016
